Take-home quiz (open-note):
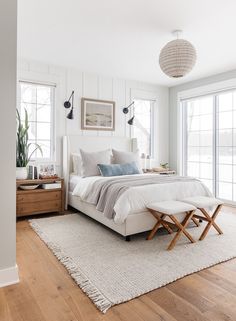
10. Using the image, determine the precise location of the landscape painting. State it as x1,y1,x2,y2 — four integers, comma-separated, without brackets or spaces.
81,98,115,131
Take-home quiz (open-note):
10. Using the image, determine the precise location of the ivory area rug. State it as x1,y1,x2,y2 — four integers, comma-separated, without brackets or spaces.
30,211,236,313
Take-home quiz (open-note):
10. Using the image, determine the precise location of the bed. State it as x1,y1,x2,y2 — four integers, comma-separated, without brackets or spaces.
63,135,211,239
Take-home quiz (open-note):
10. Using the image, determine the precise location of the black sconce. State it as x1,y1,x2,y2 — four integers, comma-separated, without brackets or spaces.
64,90,75,120
122,101,135,125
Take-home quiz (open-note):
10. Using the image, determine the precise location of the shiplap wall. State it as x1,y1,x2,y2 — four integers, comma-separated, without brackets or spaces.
18,59,169,172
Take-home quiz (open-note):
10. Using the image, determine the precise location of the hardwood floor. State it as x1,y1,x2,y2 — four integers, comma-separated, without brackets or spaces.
1,208,236,321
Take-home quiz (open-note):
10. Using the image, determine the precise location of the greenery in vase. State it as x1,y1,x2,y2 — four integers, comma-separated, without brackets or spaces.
16,109,43,167
160,162,169,169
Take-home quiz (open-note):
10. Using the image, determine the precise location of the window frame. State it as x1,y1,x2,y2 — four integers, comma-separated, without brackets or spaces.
131,98,155,158
18,80,56,162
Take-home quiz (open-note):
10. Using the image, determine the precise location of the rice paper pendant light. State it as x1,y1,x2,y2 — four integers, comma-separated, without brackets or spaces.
159,30,197,78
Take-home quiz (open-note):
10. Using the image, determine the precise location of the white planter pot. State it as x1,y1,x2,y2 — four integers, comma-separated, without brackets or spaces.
16,167,28,180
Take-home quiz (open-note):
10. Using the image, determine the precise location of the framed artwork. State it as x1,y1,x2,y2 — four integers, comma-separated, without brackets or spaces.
38,163,57,179
81,97,115,131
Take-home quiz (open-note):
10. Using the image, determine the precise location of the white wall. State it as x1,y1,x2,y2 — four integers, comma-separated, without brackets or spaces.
169,69,236,171
0,0,19,287
18,59,169,170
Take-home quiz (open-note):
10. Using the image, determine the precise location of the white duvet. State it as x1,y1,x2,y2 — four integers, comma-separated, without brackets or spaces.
72,174,211,224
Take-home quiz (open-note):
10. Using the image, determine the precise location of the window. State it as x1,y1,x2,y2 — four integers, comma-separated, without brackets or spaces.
182,89,236,202
19,81,55,161
132,99,154,157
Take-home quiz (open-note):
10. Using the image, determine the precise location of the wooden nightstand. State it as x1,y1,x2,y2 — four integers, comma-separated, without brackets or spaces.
16,178,64,218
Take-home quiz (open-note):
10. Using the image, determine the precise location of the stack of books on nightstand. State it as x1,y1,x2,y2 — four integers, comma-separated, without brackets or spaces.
41,181,62,189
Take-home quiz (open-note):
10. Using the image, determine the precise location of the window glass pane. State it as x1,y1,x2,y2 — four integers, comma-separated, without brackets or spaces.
187,162,200,177
218,111,233,129
200,179,213,193
37,140,51,159
218,92,233,112
37,86,51,105
37,104,51,122
188,132,199,146
20,103,36,122
218,147,232,164
218,129,233,146
218,182,232,200
37,123,51,140
21,83,36,103
28,122,36,140
28,140,37,159
188,147,199,162
200,114,213,130
199,163,212,179
199,131,212,146
233,184,236,201
188,115,200,131
218,164,232,182
200,147,213,162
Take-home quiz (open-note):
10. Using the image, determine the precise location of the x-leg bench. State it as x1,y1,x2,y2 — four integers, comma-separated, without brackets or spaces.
181,196,224,241
147,201,197,250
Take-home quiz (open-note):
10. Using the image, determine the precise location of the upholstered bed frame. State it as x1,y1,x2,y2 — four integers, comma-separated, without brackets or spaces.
62,135,156,239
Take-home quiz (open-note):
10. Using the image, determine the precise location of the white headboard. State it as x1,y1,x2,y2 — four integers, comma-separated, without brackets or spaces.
62,135,137,208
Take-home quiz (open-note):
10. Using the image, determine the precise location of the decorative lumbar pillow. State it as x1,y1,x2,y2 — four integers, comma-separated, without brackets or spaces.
80,149,111,177
72,153,82,176
112,149,143,173
98,162,140,177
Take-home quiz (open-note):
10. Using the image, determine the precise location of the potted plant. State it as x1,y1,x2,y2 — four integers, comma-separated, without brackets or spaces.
16,109,42,179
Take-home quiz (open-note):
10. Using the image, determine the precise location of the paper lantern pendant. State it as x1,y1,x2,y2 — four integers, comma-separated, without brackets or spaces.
159,30,197,78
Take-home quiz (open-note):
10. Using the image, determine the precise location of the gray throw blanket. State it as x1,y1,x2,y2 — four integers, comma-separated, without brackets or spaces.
85,175,200,219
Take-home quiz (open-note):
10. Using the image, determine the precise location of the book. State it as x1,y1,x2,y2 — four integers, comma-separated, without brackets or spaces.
41,183,61,189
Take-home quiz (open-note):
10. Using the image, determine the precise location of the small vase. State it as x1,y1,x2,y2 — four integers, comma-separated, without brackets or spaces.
16,167,28,180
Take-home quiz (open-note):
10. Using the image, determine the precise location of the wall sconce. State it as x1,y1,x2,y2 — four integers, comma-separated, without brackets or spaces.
122,101,135,125
64,90,75,120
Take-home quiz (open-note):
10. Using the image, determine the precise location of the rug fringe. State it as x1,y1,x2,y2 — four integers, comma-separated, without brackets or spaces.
29,220,112,313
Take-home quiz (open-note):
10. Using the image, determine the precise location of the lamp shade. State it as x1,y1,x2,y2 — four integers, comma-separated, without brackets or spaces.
67,108,74,120
159,39,197,78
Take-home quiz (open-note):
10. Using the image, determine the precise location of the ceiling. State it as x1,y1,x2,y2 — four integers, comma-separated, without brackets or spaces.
18,0,236,86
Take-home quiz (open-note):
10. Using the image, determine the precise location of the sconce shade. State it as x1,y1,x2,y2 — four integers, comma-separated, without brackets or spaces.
128,116,135,125
67,108,74,120
123,107,129,114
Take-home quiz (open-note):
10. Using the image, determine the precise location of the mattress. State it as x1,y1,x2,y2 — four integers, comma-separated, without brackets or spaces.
69,173,82,192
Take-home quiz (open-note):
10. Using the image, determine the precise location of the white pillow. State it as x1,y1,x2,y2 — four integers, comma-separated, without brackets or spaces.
80,149,111,177
72,153,82,176
112,149,143,173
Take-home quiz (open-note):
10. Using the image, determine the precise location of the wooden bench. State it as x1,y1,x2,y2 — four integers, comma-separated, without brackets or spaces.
147,200,197,250
181,196,224,240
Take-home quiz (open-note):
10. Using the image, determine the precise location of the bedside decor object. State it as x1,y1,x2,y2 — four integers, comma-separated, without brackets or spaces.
19,184,39,190
81,98,115,131
16,109,42,179
38,164,57,179
64,90,75,120
16,178,64,217
159,30,197,78
122,101,135,125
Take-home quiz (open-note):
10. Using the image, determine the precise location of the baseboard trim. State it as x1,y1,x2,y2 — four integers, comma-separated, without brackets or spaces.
0,265,19,288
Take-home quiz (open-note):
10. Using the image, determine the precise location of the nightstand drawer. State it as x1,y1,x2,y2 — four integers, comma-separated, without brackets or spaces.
17,191,61,203
17,200,62,216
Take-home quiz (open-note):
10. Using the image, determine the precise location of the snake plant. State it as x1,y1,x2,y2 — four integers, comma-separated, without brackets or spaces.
16,109,43,167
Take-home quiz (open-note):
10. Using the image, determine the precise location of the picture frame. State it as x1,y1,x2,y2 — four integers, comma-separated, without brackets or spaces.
81,97,115,131
38,163,57,179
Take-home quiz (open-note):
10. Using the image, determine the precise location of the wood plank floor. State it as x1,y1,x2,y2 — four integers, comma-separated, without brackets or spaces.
1,207,236,321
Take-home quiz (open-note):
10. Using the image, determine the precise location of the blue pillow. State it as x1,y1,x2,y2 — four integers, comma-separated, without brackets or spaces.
97,162,140,177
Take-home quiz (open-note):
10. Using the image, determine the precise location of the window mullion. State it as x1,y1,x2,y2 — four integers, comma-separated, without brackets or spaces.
213,95,217,197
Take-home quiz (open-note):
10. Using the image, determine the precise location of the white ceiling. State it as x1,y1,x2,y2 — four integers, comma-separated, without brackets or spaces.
18,0,236,86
